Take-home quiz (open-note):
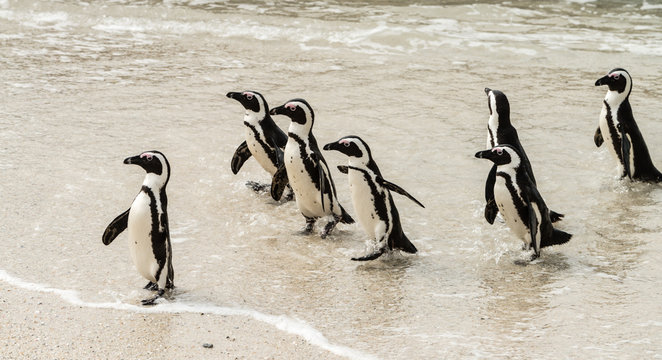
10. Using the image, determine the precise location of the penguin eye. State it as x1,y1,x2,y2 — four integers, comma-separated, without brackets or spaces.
495,148,503,155
343,142,350,147
140,153,153,161
245,93,254,100
612,74,620,80
286,104,297,112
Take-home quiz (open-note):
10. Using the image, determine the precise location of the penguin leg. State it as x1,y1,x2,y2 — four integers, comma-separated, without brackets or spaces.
284,185,295,202
352,225,387,261
302,216,316,233
320,218,338,239
143,281,158,290
141,289,165,306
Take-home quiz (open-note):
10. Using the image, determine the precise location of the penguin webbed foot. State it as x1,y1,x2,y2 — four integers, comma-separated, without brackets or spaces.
351,247,386,261
143,281,158,291
141,289,165,306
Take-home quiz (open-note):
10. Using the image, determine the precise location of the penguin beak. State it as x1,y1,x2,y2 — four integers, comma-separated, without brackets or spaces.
474,149,495,161
323,142,340,152
226,92,239,99
595,75,611,87
270,105,285,116
123,155,141,165
484,87,492,95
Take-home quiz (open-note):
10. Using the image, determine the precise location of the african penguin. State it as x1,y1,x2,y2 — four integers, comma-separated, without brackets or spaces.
594,68,662,182
323,136,423,261
226,91,292,199
475,145,572,260
483,88,564,224
102,151,174,305
269,98,354,238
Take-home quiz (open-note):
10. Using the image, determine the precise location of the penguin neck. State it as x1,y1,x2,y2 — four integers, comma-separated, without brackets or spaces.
142,173,167,191
348,157,369,168
604,90,629,108
287,121,312,139
244,110,265,126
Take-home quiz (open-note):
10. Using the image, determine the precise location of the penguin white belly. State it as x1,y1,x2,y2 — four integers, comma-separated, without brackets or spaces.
128,192,158,283
494,177,528,243
348,171,385,240
284,141,325,218
244,126,277,175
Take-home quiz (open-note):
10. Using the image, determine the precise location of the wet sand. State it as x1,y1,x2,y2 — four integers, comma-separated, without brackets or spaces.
1,285,347,360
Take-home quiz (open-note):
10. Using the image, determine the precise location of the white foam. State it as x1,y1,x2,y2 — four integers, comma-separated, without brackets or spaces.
0,269,376,360
642,0,662,10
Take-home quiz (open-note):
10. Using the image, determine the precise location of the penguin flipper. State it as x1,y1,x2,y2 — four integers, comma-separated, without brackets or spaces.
310,152,326,212
102,208,130,245
594,127,603,147
484,165,498,224
618,123,632,179
524,195,540,257
231,141,252,175
270,165,289,201
377,177,425,208
337,165,348,174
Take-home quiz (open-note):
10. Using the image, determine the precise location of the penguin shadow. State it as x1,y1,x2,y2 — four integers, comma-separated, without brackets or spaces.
512,251,570,270
352,251,417,271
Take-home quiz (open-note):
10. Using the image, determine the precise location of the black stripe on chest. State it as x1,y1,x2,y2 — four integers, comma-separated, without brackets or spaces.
289,132,321,189
604,101,624,165
141,186,168,278
496,172,529,226
348,166,390,228
245,121,279,167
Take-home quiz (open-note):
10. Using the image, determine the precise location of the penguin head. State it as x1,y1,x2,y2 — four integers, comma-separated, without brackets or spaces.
323,136,372,163
484,88,511,126
595,68,632,100
270,98,315,132
124,150,171,188
226,90,269,117
474,144,521,167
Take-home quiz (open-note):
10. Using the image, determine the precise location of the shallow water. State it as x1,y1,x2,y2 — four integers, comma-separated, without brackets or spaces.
1,0,662,358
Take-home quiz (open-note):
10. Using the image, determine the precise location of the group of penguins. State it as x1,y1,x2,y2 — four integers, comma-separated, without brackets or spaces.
102,68,662,305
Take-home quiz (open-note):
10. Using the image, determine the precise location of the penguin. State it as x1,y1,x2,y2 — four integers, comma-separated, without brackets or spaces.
102,151,174,305
226,90,292,199
482,87,564,224
323,136,423,261
269,98,354,238
475,145,572,260
594,68,662,182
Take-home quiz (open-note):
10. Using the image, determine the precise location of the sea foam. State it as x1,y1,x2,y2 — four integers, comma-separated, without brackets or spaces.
0,269,376,360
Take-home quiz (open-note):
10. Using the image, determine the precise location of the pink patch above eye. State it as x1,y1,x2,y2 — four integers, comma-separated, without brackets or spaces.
140,153,153,160
285,103,297,111
493,148,503,155
339,139,351,147
243,92,254,99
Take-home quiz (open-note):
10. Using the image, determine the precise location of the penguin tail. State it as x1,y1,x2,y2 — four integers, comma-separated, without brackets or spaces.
542,229,572,248
394,233,418,254
339,206,355,224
